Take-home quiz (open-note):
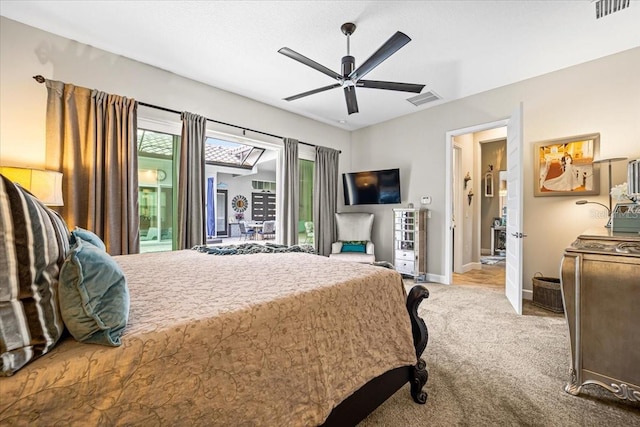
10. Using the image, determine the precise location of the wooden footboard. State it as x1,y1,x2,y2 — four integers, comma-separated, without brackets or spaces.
321,284,429,426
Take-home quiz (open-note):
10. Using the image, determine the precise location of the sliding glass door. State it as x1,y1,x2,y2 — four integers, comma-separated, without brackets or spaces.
138,129,177,253
299,159,315,244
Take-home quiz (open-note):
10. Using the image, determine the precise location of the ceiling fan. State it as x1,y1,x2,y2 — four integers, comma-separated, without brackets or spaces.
278,22,425,115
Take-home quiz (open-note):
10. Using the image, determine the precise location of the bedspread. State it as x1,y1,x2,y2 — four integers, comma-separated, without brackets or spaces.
0,251,416,426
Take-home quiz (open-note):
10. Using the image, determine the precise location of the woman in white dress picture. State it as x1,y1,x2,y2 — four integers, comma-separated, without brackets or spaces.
534,133,599,197
542,153,581,191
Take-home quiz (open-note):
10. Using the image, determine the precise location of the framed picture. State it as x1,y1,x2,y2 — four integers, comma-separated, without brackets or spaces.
484,172,494,197
534,133,600,197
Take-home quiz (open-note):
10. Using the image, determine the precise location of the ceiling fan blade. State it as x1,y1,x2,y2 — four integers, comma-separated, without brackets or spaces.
278,47,343,81
357,80,425,93
344,86,359,115
348,31,411,82
283,83,341,101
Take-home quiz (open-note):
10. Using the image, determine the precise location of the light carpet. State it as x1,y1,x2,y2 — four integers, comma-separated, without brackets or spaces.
359,282,640,426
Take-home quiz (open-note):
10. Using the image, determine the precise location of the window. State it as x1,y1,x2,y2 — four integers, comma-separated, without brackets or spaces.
205,137,265,169
138,129,177,253
299,159,314,243
252,180,276,192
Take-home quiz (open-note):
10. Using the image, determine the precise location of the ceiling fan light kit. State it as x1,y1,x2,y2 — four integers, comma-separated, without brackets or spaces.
279,22,425,115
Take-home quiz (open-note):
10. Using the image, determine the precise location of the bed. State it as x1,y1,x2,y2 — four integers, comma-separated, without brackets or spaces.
0,176,429,426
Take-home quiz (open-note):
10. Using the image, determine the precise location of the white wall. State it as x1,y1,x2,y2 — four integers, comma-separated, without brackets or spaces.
352,47,640,290
217,169,276,223
455,133,475,268
2,17,639,292
0,17,351,171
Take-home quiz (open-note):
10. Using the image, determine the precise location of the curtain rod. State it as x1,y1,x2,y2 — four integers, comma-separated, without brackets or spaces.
32,75,339,153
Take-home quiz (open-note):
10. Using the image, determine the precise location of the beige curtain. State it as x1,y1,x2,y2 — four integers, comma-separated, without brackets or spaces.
176,112,206,249
313,146,340,256
45,80,139,255
277,138,299,246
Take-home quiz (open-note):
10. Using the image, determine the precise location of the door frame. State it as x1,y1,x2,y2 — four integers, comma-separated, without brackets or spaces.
216,189,228,237
452,143,463,274
444,119,509,285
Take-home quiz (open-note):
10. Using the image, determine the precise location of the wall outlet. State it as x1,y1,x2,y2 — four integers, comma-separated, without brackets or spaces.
421,196,432,204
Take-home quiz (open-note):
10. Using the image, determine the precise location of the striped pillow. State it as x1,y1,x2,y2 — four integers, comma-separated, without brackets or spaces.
0,175,70,376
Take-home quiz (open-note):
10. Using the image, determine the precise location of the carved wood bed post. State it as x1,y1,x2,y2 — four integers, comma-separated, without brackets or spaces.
407,284,429,404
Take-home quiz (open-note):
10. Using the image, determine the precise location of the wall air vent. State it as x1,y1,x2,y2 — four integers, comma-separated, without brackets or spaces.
594,0,630,19
407,90,441,107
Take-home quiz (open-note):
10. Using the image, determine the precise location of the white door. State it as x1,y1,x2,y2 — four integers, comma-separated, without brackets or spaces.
505,103,524,314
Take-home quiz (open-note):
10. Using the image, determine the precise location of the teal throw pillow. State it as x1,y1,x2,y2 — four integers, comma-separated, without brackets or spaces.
70,227,106,251
341,243,366,253
58,239,129,346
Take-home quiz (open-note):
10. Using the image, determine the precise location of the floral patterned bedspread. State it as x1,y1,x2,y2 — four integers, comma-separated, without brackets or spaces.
0,251,416,426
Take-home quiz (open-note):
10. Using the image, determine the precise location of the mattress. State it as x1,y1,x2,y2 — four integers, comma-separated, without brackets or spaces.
1,250,416,426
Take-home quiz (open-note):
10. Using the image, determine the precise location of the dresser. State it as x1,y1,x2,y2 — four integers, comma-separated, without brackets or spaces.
560,228,640,401
393,208,427,279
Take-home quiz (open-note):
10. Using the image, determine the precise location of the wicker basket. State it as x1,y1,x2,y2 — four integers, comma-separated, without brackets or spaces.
532,273,564,313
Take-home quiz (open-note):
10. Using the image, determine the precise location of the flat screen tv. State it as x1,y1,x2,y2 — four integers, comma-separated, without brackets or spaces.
343,168,401,205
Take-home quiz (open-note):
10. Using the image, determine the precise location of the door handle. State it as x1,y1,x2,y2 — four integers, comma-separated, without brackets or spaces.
511,232,527,238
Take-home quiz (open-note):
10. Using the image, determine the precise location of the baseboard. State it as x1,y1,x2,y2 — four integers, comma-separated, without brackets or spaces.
462,262,481,272
424,273,446,284
481,248,491,255
523,289,533,300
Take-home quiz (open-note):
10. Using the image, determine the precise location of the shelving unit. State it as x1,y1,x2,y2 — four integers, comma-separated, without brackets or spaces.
491,225,506,255
393,208,427,279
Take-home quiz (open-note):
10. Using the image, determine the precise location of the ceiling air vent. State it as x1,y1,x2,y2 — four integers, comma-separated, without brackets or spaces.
407,90,441,107
594,0,630,19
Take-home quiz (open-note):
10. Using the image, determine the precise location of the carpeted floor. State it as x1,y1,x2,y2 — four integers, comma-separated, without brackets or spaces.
359,282,640,426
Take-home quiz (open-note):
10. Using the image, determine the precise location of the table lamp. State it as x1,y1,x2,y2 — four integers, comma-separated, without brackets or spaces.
0,166,64,206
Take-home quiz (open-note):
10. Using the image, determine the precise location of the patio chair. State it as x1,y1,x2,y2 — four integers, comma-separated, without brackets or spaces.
238,221,255,241
304,221,314,243
259,220,276,240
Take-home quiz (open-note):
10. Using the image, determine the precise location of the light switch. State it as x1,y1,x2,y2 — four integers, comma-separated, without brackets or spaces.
421,196,432,204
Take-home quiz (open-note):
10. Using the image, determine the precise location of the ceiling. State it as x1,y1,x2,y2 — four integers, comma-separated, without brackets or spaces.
2,1,640,131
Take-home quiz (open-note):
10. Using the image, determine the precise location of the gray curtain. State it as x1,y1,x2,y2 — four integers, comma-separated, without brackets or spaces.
177,112,206,249
313,146,340,256
277,138,299,246
45,80,139,255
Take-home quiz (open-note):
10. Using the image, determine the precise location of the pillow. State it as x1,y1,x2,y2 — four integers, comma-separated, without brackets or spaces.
58,239,129,346
0,176,70,376
342,240,368,246
71,226,106,251
341,242,366,253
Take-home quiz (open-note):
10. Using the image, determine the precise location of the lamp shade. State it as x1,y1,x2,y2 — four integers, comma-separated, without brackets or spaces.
0,166,64,206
